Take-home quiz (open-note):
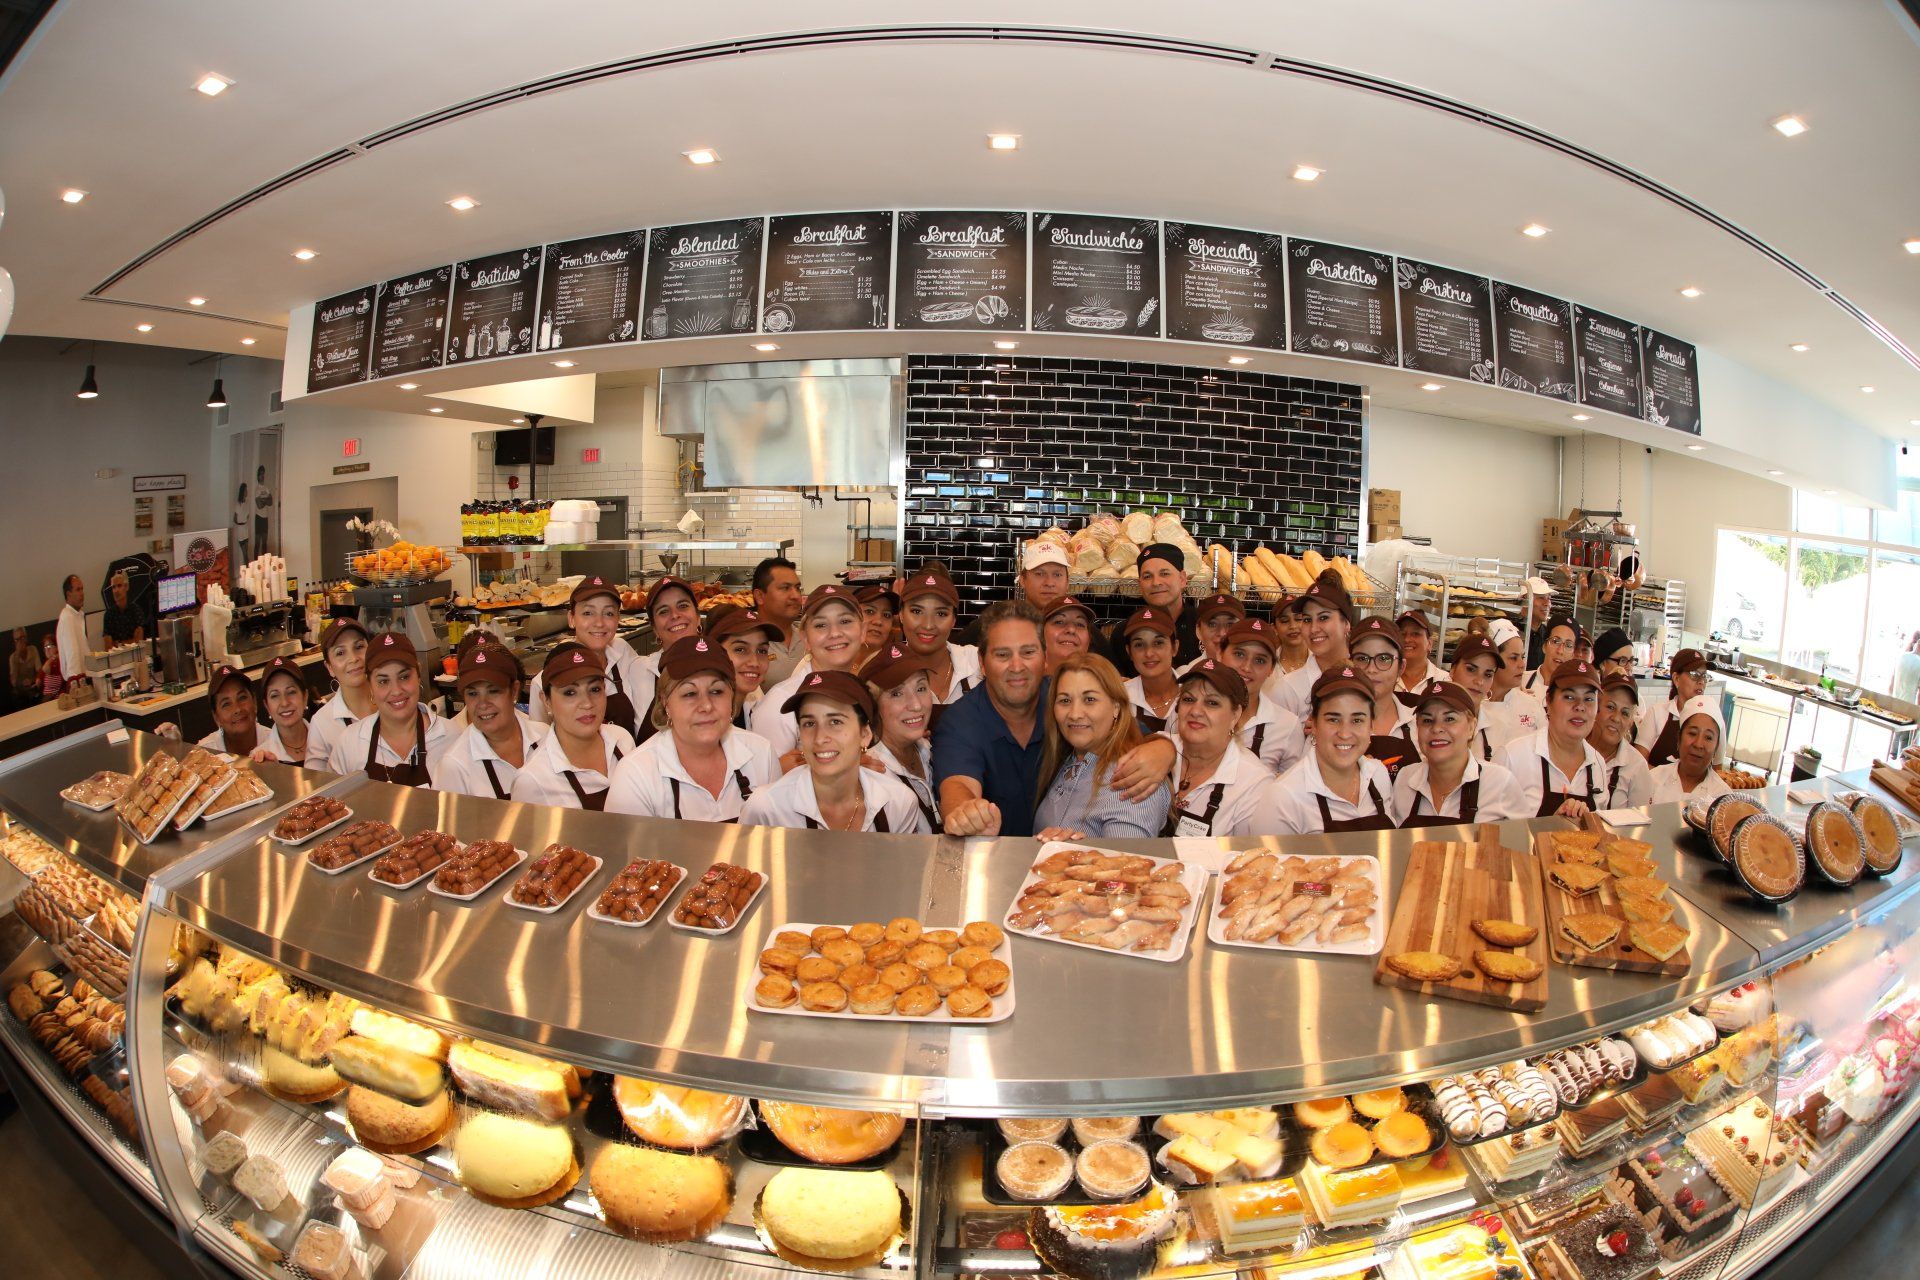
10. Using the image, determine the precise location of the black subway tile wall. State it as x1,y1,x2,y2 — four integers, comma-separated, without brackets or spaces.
904,354,1365,616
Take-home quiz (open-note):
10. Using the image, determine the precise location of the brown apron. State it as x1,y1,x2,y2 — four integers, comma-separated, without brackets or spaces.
476,731,538,800
561,743,625,812
1366,730,1420,779
668,771,754,824
364,710,432,788
1315,780,1394,832
1536,756,1599,818
1400,777,1481,829
1161,780,1228,837
1645,702,1683,767
601,664,639,738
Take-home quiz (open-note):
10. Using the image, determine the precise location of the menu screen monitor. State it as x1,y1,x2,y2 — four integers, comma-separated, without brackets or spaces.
156,571,199,616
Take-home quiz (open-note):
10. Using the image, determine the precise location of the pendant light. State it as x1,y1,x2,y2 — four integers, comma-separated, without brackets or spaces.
206,355,227,409
75,340,100,399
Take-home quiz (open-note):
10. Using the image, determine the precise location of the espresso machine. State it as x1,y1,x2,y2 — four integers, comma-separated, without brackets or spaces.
225,600,301,666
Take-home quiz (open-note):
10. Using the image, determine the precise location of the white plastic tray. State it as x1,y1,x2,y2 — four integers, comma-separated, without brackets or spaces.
117,783,193,846
200,785,276,822
1001,842,1209,964
428,847,529,901
171,771,239,830
505,854,603,913
1206,854,1385,957
367,837,464,890
269,806,354,847
668,866,768,935
744,921,1015,1024
61,774,129,812
584,863,687,927
307,831,404,876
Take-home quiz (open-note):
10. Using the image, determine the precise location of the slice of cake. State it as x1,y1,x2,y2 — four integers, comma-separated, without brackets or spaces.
1400,1214,1532,1280
1554,1095,1628,1160
1620,1074,1685,1133
1205,1176,1307,1255
1302,1162,1403,1229
1464,1124,1563,1185
1531,1203,1659,1280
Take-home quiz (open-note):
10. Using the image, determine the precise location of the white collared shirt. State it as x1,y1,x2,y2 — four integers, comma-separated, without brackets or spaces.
1396,661,1449,697
56,603,88,685
1271,654,1325,722
870,738,939,828
253,719,310,765
1168,740,1280,843
604,726,779,821
304,689,371,772
328,704,458,780
1391,755,1529,825
435,711,543,799
1599,738,1656,808
1500,728,1609,815
739,765,927,833
509,723,636,809
1480,688,1546,754
527,638,652,726
197,724,267,756
1238,694,1304,775
1647,761,1732,807
733,686,765,729
933,643,983,706
749,665,810,757
1123,675,1180,728
1269,752,1394,836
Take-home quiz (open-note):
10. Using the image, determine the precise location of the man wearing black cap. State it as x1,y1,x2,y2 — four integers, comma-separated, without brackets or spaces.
1107,542,1202,674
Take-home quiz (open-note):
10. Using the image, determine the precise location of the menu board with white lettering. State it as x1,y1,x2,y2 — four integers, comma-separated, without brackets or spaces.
1492,281,1576,401
762,211,893,332
894,211,1027,330
1639,328,1702,434
642,218,762,340
1571,305,1644,418
371,267,450,379
1163,222,1285,349
1287,239,1397,366
446,247,540,365
1396,258,1494,383
536,231,644,353
307,286,375,392
1032,213,1161,337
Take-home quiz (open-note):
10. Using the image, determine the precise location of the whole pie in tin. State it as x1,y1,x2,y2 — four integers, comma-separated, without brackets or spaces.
1728,811,1804,904
1804,801,1866,886
1707,795,1764,861
1844,795,1905,876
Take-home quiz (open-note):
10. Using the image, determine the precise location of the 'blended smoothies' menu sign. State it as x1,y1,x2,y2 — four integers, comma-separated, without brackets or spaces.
643,218,762,340
1163,222,1284,350
1640,329,1702,434
895,211,1027,330
1032,213,1161,337
372,267,450,379
1492,281,1575,401
1396,258,1494,383
763,211,894,332
1287,239,1397,366
537,231,644,352
308,286,375,392
1571,305,1644,419
447,247,540,365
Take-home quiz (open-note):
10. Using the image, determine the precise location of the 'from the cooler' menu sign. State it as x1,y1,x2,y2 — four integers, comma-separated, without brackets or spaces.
762,211,893,332
447,247,540,365
1163,222,1284,350
538,231,644,353
1492,281,1575,401
1287,239,1397,366
643,218,762,340
308,286,375,392
1396,258,1494,383
895,211,1026,330
1571,305,1644,418
1032,213,1161,337
372,268,450,379
1639,328,1702,434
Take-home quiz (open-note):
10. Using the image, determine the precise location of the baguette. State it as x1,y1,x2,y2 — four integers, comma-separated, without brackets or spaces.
1332,556,1367,593
1274,552,1312,590
1254,547,1298,592
1241,556,1284,600
448,1041,574,1121
1301,549,1330,581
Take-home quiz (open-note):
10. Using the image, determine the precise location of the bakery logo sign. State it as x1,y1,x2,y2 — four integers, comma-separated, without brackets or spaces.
1050,226,1144,252
1507,296,1562,325
471,264,524,288
670,231,740,258
1307,258,1378,287
1418,277,1477,306
319,298,368,323
183,536,219,572
792,223,870,245
556,246,631,271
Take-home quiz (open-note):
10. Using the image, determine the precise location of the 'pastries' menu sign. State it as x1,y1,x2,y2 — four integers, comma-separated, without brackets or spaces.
1163,222,1284,350
762,211,893,332
447,247,540,365
643,218,762,340
1571,305,1643,419
307,286,375,392
895,211,1026,330
1287,239,1397,366
372,268,450,379
1396,258,1494,383
1032,213,1161,337
537,231,644,352
1640,328,1702,434
1492,282,1575,401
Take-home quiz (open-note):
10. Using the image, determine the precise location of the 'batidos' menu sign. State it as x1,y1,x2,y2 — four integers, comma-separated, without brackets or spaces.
1163,222,1284,350
537,231,644,353
761,211,894,332
1396,258,1494,383
372,268,451,379
1571,305,1643,419
643,218,762,340
307,286,375,392
1032,213,1161,337
1287,239,1397,366
1639,328,1702,434
1492,282,1575,401
447,247,540,365
895,211,1027,330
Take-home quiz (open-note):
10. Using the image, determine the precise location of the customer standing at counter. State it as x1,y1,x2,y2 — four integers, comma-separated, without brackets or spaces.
1120,607,1180,734
897,568,981,704
527,578,651,739
1163,660,1276,839
197,666,264,756
1269,666,1395,834
753,584,867,761
1220,617,1304,774
512,645,635,810
1394,611,1446,698
249,656,311,765
1391,681,1528,826
435,643,541,800
1445,635,1505,763
10,628,42,707
38,635,63,701
1350,617,1418,777
1041,596,1097,674
1500,659,1607,820
859,643,940,831
605,637,778,822
1271,571,1355,720
1590,674,1655,808
742,670,925,832
1479,620,1546,755
55,574,86,692
1637,648,1709,767
1033,654,1171,840
753,557,807,684
306,619,377,771
330,634,455,786
1646,696,1732,805
708,607,781,729
101,571,145,645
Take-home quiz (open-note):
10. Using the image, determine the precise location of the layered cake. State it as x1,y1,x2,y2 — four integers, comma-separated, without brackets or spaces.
1402,1214,1533,1280
1619,1074,1685,1134
1029,1181,1179,1280
1529,1204,1659,1280
1397,1147,1471,1202
1686,1098,1802,1207
1154,1108,1285,1181
1703,983,1770,1037
1303,1161,1403,1229
1554,1095,1627,1160
1466,1124,1563,1184
1621,1139,1738,1258
1510,1183,1607,1239
1203,1176,1306,1255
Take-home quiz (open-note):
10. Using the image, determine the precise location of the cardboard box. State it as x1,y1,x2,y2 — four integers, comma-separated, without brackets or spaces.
1368,488,1402,520
1542,537,1566,561
1369,521,1404,543
1542,517,1571,539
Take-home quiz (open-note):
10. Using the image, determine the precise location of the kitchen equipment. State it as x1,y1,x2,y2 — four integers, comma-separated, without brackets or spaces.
224,600,300,667
354,581,447,672
156,615,202,686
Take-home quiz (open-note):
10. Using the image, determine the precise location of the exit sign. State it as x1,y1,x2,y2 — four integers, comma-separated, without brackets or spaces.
581,448,601,464
342,438,361,458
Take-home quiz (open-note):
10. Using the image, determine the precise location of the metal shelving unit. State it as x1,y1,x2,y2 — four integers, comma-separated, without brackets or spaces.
1395,554,1537,664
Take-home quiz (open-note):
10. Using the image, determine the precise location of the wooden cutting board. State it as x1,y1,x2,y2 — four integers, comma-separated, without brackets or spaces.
1373,824,1549,1012
1535,830,1692,976
1870,762,1920,815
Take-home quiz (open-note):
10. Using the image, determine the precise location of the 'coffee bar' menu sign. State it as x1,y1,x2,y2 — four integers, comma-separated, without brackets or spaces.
1163,222,1284,350
308,286,375,392
1396,259,1494,383
538,231,645,353
372,267,451,379
895,211,1027,330
1287,239,1397,367
1571,306,1644,419
762,211,894,332
447,247,541,365
643,218,762,340
1032,213,1161,337
1492,282,1576,402
1640,328,1702,434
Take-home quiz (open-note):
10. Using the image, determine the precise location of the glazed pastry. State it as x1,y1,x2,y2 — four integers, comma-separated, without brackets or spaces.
1434,1079,1480,1140
1504,1063,1559,1121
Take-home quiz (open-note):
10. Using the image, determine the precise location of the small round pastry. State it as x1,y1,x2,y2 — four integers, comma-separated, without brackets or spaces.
795,957,841,984
820,939,866,968
997,1141,1073,1201
1372,1110,1430,1158
1075,1139,1150,1200
968,959,1012,996
455,1112,580,1208
894,984,940,1017
758,1167,901,1262
962,921,1005,950
947,986,993,1019
950,945,992,973
997,1117,1071,1144
346,1085,453,1155
928,964,970,996
810,925,849,951
760,1102,906,1165
774,931,813,954
1293,1097,1352,1129
261,1045,345,1104
883,917,922,945
850,983,897,1015
848,922,885,947
755,975,798,1008
1071,1116,1141,1145
837,963,881,992
864,940,907,967
906,942,949,971
613,1078,749,1150
591,1143,731,1242
1352,1087,1404,1120
878,963,920,992
800,981,848,1012
923,929,961,952
1310,1120,1373,1169
758,948,802,977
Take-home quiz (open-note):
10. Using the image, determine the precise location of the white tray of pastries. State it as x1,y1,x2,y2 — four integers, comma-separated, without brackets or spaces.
1207,852,1384,956
747,919,1014,1023
1002,843,1208,963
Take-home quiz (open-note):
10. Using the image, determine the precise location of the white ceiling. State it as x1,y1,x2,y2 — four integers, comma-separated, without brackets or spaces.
1,0,1917,439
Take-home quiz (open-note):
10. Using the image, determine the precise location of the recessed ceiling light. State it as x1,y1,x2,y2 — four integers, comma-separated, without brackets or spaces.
551,360,576,369
1292,165,1322,182
398,382,419,390
194,73,233,97
60,188,86,204
511,417,526,424
1772,114,1807,137
1686,443,1705,451
682,148,719,166
1227,355,1251,365
993,340,1019,350
1861,386,1876,393
1521,223,1550,238
1789,343,1810,352
135,323,153,332
188,296,206,306
1678,286,1702,298
752,342,780,352
986,134,1020,151
240,337,256,345
1905,239,1920,255
292,248,317,261
428,406,444,414
446,196,479,211
1767,469,1786,476
1420,382,1443,391
1571,413,1592,421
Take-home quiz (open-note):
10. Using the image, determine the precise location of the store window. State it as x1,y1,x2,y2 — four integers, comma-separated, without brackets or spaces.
1864,548,1920,701
1794,491,1872,541
1782,538,1869,682
1710,529,1787,659
1874,483,1920,550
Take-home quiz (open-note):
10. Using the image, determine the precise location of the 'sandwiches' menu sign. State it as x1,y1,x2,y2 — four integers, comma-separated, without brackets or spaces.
643,217,762,340
1163,222,1285,350
1492,281,1575,401
372,267,450,379
447,247,541,365
1032,213,1161,337
762,211,893,333
1571,305,1644,419
1396,258,1494,383
895,211,1026,330
308,286,375,392
537,231,644,353
1287,239,1397,366
1640,328,1702,434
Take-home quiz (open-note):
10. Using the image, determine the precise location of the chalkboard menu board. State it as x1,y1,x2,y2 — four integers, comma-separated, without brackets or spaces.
537,231,644,353
447,247,540,365
761,211,893,333
643,218,762,341
371,267,450,379
1032,213,1161,337
1163,222,1284,349
894,211,1026,330
1492,281,1576,401
1639,328,1702,434
1396,258,1494,383
1287,239,1397,366
1571,305,1643,418
307,286,375,392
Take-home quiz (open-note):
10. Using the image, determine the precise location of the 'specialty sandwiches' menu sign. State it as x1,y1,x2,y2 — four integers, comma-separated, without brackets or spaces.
642,218,763,341
1396,258,1494,383
372,267,451,379
1163,222,1285,350
762,211,894,332
894,211,1027,330
1287,239,1397,367
308,286,375,392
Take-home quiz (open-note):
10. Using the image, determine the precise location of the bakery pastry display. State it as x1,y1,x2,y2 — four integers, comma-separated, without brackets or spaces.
1077,1139,1152,1200
307,820,402,872
322,1147,398,1231
1310,1119,1374,1169
454,1110,580,1208
370,829,458,887
1554,1093,1628,1159
1203,1176,1307,1254
508,843,600,909
170,748,238,827
611,1077,746,1150
1301,1160,1403,1228
201,1131,250,1180
1529,1204,1658,1280
1533,1039,1639,1108
1685,1097,1802,1207
6,968,136,1131
1616,1137,1738,1258
1386,951,1463,982
271,794,351,843
590,1143,732,1242
747,917,1010,1021
328,1033,445,1103
1433,1066,1555,1143
1623,1012,1718,1069
232,1154,289,1210
1028,1182,1178,1280
671,862,765,931
200,761,273,820
759,1101,905,1165
1211,850,1381,951
61,770,131,809
997,1140,1076,1202
448,1040,580,1121
432,839,522,898
1400,1213,1531,1280
291,1222,362,1280
116,750,195,843
1844,794,1905,875
1706,795,1763,861
591,859,685,923
1620,1073,1686,1134
1462,1122,1562,1184
1803,800,1867,885
1727,811,1804,903
758,1166,903,1264
1004,846,1199,956
260,1043,346,1104
1154,1109,1285,1185
346,1085,453,1155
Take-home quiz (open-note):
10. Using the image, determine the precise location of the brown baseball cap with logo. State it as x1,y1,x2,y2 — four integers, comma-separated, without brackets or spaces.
1196,593,1247,625
1179,659,1250,707
659,635,734,685
899,568,960,609
1122,607,1177,641
455,642,523,691
857,642,932,692
708,608,785,644
541,643,606,688
1670,648,1708,676
1414,680,1479,719
1310,665,1376,709
781,668,878,722
569,576,621,609
1226,617,1279,653
366,632,419,675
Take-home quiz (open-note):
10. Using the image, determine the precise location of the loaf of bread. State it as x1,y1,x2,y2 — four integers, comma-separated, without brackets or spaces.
1300,549,1329,581
449,1041,576,1121
1122,511,1154,543
1067,534,1107,574
1106,538,1140,570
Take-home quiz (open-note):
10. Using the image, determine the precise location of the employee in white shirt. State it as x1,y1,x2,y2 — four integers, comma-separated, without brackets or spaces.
1647,695,1732,806
1164,659,1278,840
54,574,87,693
436,643,542,800
1392,681,1528,826
305,619,378,772
1041,595,1097,675
1183,593,1246,673
197,665,266,756
1480,619,1546,755
1637,648,1709,767
896,567,981,705
1446,635,1503,763
627,575,709,744
1269,666,1396,835
526,577,651,738
1220,617,1305,774
329,633,456,787
1593,627,1637,682
708,606,782,729
858,642,940,831
1394,611,1448,699
1593,674,1655,808
855,584,901,668
604,636,778,822
511,644,636,810
1500,659,1608,820
752,584,868,762
250,656,312,765
1520,615,1580,697
741,670,926,832
1120,606,1181,734
1272,570,1356,721
1350,617,1419,779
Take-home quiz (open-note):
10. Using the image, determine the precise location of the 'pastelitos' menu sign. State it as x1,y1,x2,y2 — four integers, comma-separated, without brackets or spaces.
894,211,1027,330
372,267,451,379
1163,222,1285,350
1492,282,1575,401
643,217,762,340
1639,328,1701,434
447,247,541,365
762,211,894,332
1032,213,1161,337
537,231,644,353
1571,305,1643,418
1287,239,1397,366
307,286,375,392
1396,258,1494,383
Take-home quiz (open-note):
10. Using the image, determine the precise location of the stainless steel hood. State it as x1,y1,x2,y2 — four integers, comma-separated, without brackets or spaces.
659,358,901,489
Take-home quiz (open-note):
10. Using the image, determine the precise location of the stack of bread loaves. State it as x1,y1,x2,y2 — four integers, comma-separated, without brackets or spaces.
1034,511,1215,589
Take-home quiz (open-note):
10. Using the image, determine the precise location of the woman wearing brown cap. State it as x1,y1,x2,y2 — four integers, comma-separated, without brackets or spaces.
436,643,541,800
855,584,901,666
1446,634,1505,763
305,618,377,771
858,642,940,830
1163,660,1279,842
1041,596,1096,674
1275,596,1311,675
605,636,780,822
1219,617,1306,774
1591,674,1655,808
897,567,981,705
1394,610,1447,697
708,607,783,729
752,583,870,761
1391,682,1528,826
1499,659,1608,819
250,656,312,765
1271,570,1355,722
1182,593,1247,672
511,644,636,810
1350,617,1419,778
197,665,266,756
1120,606,1181,734
741,670,926,831
328,633,456,786
1637,648,1709,767
527,577,652,738
1032,654,1171,839
1269,666,1395,834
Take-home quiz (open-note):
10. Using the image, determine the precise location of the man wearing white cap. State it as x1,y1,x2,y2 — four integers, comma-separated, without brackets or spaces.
1646,695,1732,805
957,539,1073,647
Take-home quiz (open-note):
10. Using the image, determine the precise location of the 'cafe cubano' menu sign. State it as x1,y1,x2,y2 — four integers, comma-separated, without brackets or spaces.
447,247,541,365
371,267,451,379
1032,213,1162,337
763,211,894,332
1639,328,1702,434
643,217,762,340
1163,222,1285,350
1492,281,1576,401
307,286,375,392
1571,305,1644,419
1287,239,1397,366
1396,258,1494,383
894,211,1027,330
537,231,644,353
